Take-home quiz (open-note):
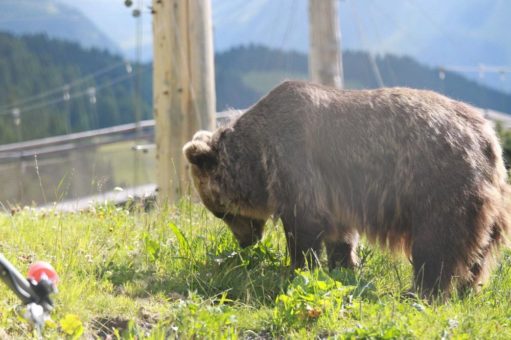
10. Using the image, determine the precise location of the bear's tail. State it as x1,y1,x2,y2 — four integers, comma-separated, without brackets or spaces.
494,182,511,247
471,182,511,286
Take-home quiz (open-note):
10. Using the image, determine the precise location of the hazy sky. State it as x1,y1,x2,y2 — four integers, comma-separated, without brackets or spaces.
58,0,153,60
53,0,510,94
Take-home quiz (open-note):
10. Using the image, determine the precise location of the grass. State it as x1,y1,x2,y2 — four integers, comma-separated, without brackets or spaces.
1,199,511,339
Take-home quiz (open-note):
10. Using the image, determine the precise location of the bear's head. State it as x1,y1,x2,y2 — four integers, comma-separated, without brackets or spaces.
183,130,265,248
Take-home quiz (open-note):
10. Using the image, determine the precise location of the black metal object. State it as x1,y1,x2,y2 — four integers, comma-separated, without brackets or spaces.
0,254,55,313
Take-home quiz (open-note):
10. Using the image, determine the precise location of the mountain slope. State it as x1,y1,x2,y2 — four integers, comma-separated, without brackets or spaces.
212,0,511,67
212,0,511,93
0,0,121,53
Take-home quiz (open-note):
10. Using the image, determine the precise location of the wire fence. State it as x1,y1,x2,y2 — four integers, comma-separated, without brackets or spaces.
0,112,238,207
0,125,154,207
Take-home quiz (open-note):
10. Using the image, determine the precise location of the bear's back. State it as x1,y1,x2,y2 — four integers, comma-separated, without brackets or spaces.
236,81,498,183
229,81,505,226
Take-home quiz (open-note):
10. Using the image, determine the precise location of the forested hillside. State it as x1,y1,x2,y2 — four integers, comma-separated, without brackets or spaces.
0,33,510,144
216,45,511,113
0,33,151,143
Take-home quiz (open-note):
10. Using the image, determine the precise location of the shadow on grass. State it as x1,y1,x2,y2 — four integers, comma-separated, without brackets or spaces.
95,241,293,305
94,243,383,307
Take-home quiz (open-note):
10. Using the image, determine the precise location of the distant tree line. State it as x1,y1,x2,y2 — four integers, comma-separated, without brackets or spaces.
0,33,510,145
215,45,511,113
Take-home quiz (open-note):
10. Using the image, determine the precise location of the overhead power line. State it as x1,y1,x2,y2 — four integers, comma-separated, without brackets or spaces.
405,0,480,66
348,0,384,88
0,68,147,117
0,61,130,114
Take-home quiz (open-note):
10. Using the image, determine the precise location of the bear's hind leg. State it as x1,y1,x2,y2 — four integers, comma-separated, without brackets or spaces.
410,204,481,299
461,223,503,294
281,209,325,270
411,238,461,299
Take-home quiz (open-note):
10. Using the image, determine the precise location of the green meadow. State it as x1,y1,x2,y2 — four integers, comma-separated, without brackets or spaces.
1,200,510,339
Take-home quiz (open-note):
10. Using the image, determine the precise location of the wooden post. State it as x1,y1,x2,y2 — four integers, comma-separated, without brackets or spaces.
188,0,216,136
152,0,216,203
309,0,343,88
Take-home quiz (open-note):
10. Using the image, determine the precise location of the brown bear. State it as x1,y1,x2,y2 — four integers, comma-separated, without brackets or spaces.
183,80,510,297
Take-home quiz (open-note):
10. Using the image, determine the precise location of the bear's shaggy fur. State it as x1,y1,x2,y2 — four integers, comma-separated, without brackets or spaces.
183,80,511,297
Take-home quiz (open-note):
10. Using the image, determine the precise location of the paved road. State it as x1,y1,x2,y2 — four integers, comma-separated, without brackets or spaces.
40,184,157,212
483,109,511,129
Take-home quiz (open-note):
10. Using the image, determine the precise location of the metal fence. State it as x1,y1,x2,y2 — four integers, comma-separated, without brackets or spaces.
0,111,239,207
0,120,156,206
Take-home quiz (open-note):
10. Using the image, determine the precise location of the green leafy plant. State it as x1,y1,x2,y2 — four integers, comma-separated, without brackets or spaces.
273,269,356,331
59,314,84,339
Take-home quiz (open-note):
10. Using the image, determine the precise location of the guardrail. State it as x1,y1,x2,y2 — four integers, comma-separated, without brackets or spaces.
0,120,155,162
0,111,240,163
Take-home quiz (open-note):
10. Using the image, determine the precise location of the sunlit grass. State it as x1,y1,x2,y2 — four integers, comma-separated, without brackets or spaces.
1,199,510,338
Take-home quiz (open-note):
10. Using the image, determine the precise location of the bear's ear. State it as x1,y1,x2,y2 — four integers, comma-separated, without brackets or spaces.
192,130,213,143
183,140,217,169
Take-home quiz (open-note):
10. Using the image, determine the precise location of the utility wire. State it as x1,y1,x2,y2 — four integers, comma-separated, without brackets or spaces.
132,0,144,187
348,0,384,88
404,0,479,66
0,69,147,117
0,61,129,114
365,0,399,86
